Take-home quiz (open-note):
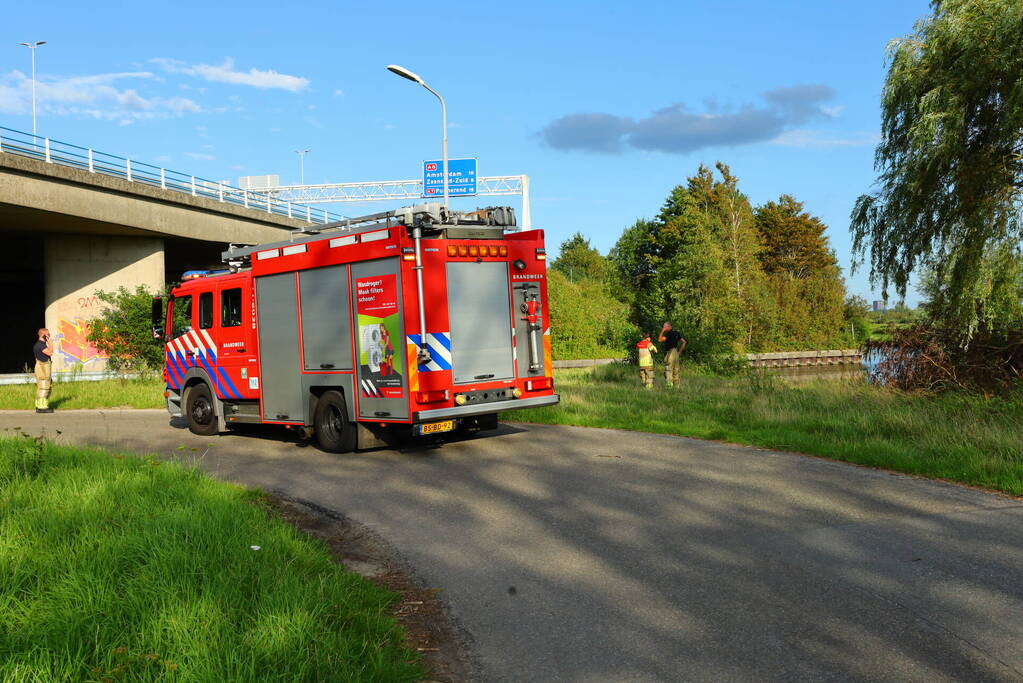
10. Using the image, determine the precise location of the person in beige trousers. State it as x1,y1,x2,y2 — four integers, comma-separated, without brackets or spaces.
658,322,686,388
33,328,54,413
636,333,657,389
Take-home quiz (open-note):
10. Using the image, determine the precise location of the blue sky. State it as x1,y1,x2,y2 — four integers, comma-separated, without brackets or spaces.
2,0,932,303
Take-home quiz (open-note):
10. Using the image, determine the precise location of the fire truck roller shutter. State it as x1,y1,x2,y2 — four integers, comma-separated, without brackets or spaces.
256,272,305,422
446,261,515,384
300,265,353,371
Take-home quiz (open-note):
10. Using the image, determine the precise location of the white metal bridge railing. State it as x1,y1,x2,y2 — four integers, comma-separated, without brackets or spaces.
0,126,342,225
255,174,533,229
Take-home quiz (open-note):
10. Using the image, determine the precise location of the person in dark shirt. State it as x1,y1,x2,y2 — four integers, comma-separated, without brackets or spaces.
33,328,54,413
658,322,686,388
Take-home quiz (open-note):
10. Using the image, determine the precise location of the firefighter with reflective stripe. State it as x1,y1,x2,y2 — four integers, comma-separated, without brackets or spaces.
636,333,657,389
33,327,54,413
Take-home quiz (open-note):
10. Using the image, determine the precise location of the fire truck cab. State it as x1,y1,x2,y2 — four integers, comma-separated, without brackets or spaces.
154,203,558,452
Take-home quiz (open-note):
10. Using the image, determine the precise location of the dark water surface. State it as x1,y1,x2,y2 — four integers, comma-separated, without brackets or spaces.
769,351,884,383
771,364,869,383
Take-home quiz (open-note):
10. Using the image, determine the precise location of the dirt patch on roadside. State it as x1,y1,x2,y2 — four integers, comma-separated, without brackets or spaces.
263,493,475,683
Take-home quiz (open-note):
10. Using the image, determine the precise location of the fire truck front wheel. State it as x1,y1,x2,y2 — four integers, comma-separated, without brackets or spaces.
314,391,356,453
185,382,219,436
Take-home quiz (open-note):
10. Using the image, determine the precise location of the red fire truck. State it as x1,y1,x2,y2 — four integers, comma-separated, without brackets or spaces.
153,203,558,452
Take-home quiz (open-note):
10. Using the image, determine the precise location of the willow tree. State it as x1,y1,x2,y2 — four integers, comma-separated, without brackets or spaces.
850,0,1023,337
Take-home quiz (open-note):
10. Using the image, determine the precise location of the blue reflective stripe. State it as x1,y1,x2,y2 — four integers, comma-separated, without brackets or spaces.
196,353,225,398
426,344,452,370
166,358,181,389
432,332,451,351
217,366,241,400
166,353,184,384
407,333,452,371
170,351,188,375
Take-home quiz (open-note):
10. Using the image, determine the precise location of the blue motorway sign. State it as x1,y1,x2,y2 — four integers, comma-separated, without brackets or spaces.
423,158,477,197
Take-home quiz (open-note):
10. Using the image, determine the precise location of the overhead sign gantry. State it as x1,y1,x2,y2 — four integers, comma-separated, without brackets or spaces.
251,174,532,229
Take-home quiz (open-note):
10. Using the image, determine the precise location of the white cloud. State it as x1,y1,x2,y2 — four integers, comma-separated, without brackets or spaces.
185,152,216,160
165,96,200,114
0,69,200,123
152,57,309,92
772,129,879,148
333,88,345,96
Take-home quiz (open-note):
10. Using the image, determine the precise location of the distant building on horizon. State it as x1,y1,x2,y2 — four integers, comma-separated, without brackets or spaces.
872,300,886,312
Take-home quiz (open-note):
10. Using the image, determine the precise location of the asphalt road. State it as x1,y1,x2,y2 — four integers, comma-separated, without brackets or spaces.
4,409,1023,682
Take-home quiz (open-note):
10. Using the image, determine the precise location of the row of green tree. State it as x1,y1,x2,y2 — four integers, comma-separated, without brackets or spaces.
549,162,865,361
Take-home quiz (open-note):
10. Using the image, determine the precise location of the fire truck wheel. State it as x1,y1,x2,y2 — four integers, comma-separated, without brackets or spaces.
185,382,219,436
314,391,356,453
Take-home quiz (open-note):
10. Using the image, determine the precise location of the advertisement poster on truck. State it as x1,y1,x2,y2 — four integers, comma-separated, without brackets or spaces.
355,274,404,398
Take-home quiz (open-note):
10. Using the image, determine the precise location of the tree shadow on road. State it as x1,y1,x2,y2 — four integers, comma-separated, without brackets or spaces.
16,413,1023,682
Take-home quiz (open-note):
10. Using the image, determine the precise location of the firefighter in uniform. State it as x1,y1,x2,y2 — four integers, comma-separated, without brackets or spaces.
636,333,657,389
658,322,686,388
33,328,54,413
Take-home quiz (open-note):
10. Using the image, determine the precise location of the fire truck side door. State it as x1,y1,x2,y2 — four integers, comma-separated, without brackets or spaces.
255,272,304,422
351,258,407,420
214,284,250,398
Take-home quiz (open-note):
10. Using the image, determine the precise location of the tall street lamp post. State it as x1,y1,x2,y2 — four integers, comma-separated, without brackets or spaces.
385,64,450,365
294,149,311,185
18,41,46,137
386,64,448,210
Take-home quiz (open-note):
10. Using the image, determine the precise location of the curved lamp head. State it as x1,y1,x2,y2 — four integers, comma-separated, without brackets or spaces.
18,41,46,47
387,64,424,85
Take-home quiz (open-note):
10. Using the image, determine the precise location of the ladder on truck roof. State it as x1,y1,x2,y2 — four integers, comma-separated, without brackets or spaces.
221,202,518,265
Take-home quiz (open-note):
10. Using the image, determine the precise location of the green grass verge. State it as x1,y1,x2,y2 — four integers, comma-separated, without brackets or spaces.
504,364,1023,496
0,435,421,682
0,378,165,410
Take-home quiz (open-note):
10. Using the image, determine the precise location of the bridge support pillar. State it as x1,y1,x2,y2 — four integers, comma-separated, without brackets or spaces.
44,234,165,374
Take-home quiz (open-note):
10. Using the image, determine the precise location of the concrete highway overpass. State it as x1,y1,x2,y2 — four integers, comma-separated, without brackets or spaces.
0,145,328,374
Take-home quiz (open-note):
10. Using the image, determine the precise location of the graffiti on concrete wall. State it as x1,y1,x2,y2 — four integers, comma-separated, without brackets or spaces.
56,317,108,365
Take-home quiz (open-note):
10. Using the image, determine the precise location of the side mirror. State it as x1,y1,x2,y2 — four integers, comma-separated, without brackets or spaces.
151,297,165,340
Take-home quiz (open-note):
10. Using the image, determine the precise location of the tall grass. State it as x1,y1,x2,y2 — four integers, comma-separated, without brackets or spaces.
0,435,421,681
0,377,165,410
506,364,1023,495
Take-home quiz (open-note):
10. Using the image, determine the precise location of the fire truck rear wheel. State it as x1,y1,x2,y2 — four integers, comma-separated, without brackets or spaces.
314,391,356,453
185,382,219,436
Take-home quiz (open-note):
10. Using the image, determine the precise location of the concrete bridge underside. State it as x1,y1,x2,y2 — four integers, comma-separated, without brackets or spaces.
0,152,310,374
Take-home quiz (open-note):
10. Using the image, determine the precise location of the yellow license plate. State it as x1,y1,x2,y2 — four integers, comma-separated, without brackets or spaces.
418,420,455,435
